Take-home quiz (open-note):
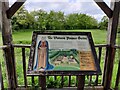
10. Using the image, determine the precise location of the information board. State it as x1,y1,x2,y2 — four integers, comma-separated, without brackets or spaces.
27,31,101,75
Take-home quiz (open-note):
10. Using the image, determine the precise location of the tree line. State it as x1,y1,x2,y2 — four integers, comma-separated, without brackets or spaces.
11,6,108,31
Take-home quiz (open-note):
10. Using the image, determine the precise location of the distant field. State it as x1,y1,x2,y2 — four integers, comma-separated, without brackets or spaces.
0,29,107,45
12,30,33,44
11,29,107,44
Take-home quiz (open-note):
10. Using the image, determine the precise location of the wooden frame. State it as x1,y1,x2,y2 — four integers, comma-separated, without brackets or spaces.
27,31,101,76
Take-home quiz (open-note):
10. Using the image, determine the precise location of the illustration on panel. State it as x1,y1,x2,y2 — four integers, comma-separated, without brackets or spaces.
33,37,54,70
33,35,96,71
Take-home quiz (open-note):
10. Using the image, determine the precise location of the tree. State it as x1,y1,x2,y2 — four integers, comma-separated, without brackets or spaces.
25,11,36,29
12,6,29,30
12,6,37,31
65,13,98,29
65,13,79,29
98,16,108,30
35,9,48,31
11,8,99,31
47,11,65,30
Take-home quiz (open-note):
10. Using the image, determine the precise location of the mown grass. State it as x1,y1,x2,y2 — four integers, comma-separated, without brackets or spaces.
12,29,107,44
0,29,119,89
12,30,33,44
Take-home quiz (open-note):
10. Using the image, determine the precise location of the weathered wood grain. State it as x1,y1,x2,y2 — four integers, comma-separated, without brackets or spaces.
95,47,102,85
22,48,27,87
104,1,120,89
77,75,85,90
39,76,46,90
6,0,26,19
94,0,113,18
0,1,2,32
2,1,17,88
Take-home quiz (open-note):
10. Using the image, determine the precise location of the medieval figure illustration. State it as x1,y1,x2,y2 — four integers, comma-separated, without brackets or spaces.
38,39,47,69
34,37,54,70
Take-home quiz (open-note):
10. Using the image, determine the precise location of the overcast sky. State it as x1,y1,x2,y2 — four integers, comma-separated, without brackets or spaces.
9,0,110,22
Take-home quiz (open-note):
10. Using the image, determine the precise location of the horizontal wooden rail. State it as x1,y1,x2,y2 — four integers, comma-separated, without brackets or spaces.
12,44,112,48
16,86,104,90
12,44,120,49
13,44,108,48
94,44,120,49
0,45,8,49
94,44,108,47
114,45,120,49
13,44,31,48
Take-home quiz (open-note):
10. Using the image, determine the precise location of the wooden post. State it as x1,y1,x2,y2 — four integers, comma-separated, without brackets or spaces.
68,75,71,87
1,1,17,89
22,48,27,87
0,1,2,32
103,1,120,89
61,76,64,87
77,75,85,90
32,76,35,86
39,76,46,90
95,47,102,85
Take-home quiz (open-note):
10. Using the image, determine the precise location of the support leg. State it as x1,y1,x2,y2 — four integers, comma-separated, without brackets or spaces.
77,75,85,90
39,76,46,90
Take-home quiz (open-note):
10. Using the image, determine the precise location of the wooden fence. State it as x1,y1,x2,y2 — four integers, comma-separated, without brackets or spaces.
0,44,120,90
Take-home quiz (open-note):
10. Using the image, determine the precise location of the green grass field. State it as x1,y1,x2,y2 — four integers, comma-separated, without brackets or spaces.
11,29,107,44
0,29,119,89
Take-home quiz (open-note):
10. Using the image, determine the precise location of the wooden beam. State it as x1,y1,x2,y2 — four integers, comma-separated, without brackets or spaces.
0,2,2,32
6,0,26,19
103,1,120,89
2,1,17,89
107,2,120,46
94,0,113,18
103,46,116,89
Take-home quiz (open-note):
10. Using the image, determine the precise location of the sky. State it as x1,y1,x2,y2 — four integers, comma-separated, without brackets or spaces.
9,0,111,22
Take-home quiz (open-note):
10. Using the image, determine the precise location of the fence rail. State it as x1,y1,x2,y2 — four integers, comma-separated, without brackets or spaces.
0,44,120,89
0,45,8,49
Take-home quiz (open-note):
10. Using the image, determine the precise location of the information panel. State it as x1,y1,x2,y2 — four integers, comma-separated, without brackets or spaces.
27,31,101,75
